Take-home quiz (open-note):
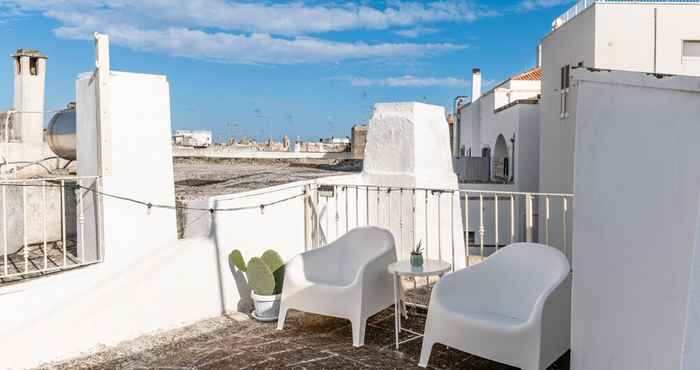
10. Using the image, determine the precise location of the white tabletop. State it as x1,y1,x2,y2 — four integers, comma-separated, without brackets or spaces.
388,260,452,277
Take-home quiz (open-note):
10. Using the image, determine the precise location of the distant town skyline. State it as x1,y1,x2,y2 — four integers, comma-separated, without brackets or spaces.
0,0,572,141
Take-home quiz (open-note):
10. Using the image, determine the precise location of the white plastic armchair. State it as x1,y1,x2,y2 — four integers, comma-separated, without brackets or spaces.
419,243,571,370
277,227,397,346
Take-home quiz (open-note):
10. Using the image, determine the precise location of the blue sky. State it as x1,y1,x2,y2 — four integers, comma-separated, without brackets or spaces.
0,0,572,142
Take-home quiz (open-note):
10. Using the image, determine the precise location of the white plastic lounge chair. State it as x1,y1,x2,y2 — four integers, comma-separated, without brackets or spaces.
277,226,397,346
419,243,571,370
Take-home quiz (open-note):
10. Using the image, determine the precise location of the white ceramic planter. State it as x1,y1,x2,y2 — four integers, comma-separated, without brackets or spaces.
251,292,281,321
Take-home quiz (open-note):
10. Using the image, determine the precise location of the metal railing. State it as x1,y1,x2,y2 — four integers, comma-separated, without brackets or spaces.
555,0,700,27
0,110,20,143
307,182,574,271
0,176,101,283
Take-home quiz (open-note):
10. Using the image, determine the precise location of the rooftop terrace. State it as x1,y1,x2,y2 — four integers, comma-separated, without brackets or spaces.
45,286,570,370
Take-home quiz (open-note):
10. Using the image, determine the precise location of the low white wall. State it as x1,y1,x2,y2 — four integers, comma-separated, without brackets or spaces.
571,70,700,370
0,71,233,369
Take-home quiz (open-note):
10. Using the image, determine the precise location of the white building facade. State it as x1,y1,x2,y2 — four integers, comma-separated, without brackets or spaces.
540,1,700,198
455,67,541,189
538,0,700,248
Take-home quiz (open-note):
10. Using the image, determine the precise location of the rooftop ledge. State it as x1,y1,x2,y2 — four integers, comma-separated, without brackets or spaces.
572,67,700,92
553,0,700,30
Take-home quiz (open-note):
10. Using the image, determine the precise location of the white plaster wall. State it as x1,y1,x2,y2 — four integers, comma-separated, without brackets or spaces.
493,80,541,110
594,4,656,73
0,71,223,369
571,70,700,370
470,100,481,157
480,93,518,155
539,5,595,196
594,4,700,77
457,102,474,156
683,197,700,370
516,104,540,193
655,6,700,77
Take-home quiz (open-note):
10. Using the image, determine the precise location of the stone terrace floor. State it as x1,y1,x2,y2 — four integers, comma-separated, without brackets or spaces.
47,287,570,370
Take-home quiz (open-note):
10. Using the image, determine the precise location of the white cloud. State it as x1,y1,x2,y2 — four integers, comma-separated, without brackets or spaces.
518,0,571,11
0,0,477,64
335,75,468,88
394,27,441,38
53,24,466,64
2,0,491,35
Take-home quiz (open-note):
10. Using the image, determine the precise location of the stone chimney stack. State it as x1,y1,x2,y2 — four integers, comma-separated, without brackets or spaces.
471,68,482,103
12,49,47,144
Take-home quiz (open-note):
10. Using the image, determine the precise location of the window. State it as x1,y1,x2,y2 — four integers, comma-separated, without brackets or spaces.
560,65,571,119
29,57,38,76
683,40,700,59
560,65,571,90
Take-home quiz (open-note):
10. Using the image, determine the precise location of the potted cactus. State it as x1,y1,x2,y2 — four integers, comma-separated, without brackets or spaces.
410,240,424,268
230,249,285,321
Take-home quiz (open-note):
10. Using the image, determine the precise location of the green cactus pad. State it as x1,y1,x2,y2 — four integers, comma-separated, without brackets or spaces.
246,257,275,295
229,249,247,272
261,250,285,294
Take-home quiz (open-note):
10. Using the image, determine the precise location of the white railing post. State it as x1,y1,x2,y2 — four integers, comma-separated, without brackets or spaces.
365,187,369,227
376,186,380,228
78,179,85,263
437,191,442,261
61,180,67,267
563,197,569,261
387,188,392,238
510,195,515,244
42,181,47,270
464,192,470,266
545,196,550,245
2,185,6,277
399,189,404,259
450,191,455,271
334,185,339,240
355,185,359,228
412,189,416,256
425,190,429,260
344,186,349,234
23,183,28,273
526,193,533,242
479,193,485,259
494,195,499,250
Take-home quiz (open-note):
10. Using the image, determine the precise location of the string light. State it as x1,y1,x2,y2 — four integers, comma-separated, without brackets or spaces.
0,181,306,214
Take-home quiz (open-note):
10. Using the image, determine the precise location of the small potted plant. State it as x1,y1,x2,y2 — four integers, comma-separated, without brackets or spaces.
410,240,424,268
230,249,284,322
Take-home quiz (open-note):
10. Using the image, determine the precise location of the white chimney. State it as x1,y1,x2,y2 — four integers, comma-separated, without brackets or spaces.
471,68,482,103
12,49,47,145
536,44,543,67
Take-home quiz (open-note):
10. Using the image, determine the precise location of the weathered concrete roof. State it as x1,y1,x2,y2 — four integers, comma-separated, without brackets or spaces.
11,49,47,59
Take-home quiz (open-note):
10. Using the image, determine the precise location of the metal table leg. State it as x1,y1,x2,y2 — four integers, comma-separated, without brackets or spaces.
393,272,400,350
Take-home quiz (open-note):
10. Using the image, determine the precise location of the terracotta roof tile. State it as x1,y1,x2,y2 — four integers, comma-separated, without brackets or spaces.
512,67,542,81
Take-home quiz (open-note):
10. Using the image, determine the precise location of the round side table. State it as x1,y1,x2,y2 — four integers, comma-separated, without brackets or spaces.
387,260,451,350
